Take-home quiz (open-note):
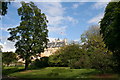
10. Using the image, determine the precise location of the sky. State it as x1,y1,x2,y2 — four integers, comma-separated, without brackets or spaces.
0,1,109,52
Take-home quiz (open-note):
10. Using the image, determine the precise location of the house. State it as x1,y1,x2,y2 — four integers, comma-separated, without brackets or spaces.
40,38,67,57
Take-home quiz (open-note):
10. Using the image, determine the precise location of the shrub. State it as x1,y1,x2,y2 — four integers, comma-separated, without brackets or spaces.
48,44,83,67
30,57,49,69
90,52,115,73
2,52,18,66
70,55,91,69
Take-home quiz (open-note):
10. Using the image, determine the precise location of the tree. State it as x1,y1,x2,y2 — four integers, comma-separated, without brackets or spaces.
81,25,114,72
81,25,111,54
2,52,17,66
8,1,48,70
0,45,2,68
100,1,120,72
0,45,2,52
0,0,10,16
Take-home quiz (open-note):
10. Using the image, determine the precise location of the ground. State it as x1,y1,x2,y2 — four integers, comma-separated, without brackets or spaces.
2,67,120,80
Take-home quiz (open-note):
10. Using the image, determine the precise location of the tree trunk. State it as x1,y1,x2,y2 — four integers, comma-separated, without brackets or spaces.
25,59,29,70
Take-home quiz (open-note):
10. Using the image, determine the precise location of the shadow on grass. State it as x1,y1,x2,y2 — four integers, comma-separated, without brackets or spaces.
28,66,47,70
80,69,101,76
2,67,25,75
2,66,47,76
80,70,119,78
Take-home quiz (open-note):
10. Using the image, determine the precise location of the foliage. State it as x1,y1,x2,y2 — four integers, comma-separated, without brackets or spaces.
71,54,91,69
49,52,63,67
7,1,48,70
49,44,89,68
81,25,114,72
100,1,120,52
0,45,2,52
0,1,10,16
30,57,49,69
100,1,120,72
2,52,18,66
49,25,114,72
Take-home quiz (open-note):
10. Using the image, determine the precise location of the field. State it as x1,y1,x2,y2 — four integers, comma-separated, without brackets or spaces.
2,67,120,80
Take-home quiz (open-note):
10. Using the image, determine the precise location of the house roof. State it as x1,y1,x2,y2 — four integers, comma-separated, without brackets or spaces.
47,41,65,48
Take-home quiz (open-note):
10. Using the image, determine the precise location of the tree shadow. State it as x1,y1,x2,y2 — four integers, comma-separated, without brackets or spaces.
2,67,25,75
79,69,101,77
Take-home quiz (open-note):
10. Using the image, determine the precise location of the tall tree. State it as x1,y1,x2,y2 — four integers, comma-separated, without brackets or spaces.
100,1,120,72
8,1,49,70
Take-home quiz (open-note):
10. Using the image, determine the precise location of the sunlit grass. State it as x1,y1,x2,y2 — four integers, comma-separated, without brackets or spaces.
8,67,99,78
3,67,120,79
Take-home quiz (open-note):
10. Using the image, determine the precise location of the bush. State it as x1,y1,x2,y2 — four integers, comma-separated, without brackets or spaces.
30,57,49,69
90,52,115,73
48,44,83,67
70,55,91,69
2,52,18,66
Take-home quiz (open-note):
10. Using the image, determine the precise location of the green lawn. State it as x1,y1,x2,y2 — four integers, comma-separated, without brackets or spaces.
3,67,120,79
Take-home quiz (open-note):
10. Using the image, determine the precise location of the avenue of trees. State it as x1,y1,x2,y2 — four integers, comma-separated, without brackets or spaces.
7,1,49,70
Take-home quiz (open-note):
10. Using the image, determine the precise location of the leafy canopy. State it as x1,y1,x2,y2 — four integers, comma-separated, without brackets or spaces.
8,1,48,69
100,2,120,53
100,1,120,72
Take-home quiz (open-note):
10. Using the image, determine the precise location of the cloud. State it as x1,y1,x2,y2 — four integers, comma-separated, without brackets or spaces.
95,0,110,2
35,2,76,36
47,16,64,26
74,38,80,42
35,2,65,26
73,3,80,8
0,36,15,52
36,2,67,35
1,24,20,31
88,13,104,24
92,2,108,9
66,16,78,24
12,2,21,8
0,28,8,32
72,2,84,9
0,23,19,52
48,26,67,35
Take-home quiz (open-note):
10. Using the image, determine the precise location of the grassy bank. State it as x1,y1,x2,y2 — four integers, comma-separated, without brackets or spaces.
2,67,120,79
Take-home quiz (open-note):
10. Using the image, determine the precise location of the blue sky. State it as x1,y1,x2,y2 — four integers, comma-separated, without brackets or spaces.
0,2,108,52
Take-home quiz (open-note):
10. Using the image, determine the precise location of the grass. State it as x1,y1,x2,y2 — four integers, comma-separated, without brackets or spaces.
2,66,24,75
2,67,120,79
